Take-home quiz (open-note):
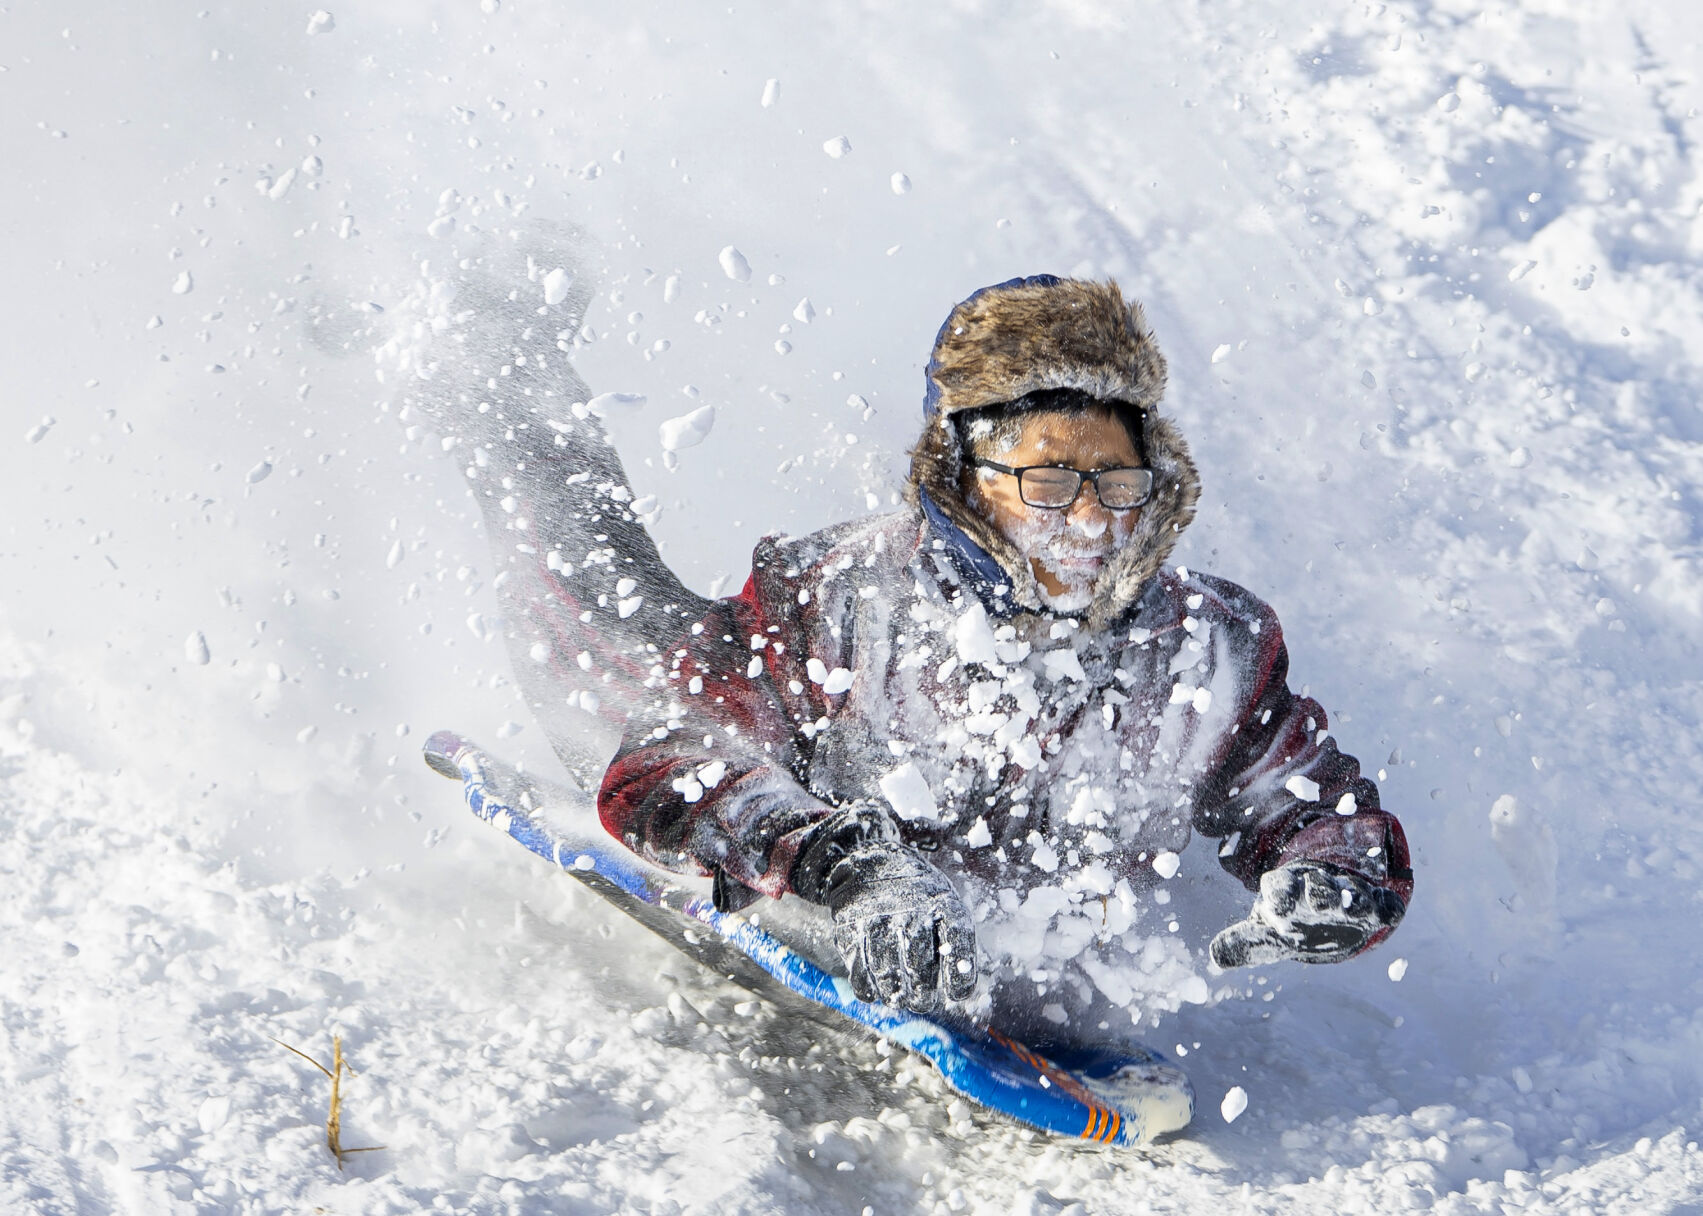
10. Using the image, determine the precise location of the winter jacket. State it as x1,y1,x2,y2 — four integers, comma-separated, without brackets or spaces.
595,277,1412,951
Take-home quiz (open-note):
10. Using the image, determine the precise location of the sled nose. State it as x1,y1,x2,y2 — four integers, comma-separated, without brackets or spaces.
1071,1051,1196,1145
1138,1069,1195,1142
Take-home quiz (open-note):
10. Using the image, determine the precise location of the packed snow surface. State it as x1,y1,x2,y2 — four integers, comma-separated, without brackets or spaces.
5,0,1703,1212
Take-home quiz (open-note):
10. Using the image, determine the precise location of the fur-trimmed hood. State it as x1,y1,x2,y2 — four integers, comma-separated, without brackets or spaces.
906,275,1202,627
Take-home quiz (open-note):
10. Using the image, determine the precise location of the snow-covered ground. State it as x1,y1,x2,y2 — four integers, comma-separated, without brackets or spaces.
5,0,1703,1210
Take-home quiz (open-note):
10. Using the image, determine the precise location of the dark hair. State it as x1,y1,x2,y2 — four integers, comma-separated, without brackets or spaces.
954,387,1147,465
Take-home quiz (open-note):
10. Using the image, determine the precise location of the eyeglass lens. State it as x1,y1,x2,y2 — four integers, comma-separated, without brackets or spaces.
1018,467,1153,509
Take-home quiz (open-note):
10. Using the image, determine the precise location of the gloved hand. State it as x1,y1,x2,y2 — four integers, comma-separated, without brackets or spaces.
1210,861,1405,968
792,805,978,1011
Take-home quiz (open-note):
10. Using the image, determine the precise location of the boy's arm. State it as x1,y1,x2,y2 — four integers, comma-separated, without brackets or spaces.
1192,607,1412,963
595,572,842,905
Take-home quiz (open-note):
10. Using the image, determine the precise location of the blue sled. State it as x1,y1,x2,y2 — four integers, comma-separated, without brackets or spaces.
424,730,1194,1147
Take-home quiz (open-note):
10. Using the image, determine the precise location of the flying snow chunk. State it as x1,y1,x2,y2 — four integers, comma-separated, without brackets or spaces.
1041,648,1087,683
659,404,715,451
185,631,211,666
246,459,273,485
542,267,572,306
953,602,998,667
821,667,854,695
792,298,815,324
718,246,752,282
1151,850,1181,880
306,10,335,34
25,416,55,443
1388,957,1409,982
585,391,646,415
891,172,912,195
1284,774,1321,802
879,762,940,823
172,271,194,295
760,78,780,108
265,169,297,200
1211,344,1232,364
822,135,852,159
1221,1087,1249,1123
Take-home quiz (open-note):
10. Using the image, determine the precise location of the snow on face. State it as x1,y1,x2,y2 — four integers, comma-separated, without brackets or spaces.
964,407,1141,609
993,502,1115,611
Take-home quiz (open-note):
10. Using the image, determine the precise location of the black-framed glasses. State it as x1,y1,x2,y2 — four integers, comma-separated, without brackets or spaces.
972,460,1155,510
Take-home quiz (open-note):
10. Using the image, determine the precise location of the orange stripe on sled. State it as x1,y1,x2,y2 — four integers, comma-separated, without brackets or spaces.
1081,1104,1121,1144
986,1029,1121,1144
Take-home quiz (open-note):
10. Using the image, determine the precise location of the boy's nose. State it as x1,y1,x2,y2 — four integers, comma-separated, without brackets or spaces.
1067,487,1114,524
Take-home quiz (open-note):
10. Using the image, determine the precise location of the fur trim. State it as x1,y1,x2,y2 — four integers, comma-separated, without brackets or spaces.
906,277,1201,627
923,275,1170,418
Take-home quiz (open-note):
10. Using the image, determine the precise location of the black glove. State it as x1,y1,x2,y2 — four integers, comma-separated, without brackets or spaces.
1210,862,1405,968
792,805,978,1012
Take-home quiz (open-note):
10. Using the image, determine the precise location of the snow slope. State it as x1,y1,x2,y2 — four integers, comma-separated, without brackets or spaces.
4,0,1703,1211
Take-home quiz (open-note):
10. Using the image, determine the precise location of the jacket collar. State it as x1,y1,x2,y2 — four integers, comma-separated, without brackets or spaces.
918,488,1019,618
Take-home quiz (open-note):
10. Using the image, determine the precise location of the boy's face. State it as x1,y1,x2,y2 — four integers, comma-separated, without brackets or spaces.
962,406,1143,609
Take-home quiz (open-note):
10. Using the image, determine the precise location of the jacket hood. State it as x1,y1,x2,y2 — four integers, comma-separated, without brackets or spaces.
906,275,1201,627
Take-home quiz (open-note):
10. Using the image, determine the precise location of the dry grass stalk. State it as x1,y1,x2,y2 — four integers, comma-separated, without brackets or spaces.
272,1035,386,1169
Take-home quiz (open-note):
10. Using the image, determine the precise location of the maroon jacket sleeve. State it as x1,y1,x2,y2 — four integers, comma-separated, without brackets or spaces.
1193,600,1414,950
595,541,842,904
